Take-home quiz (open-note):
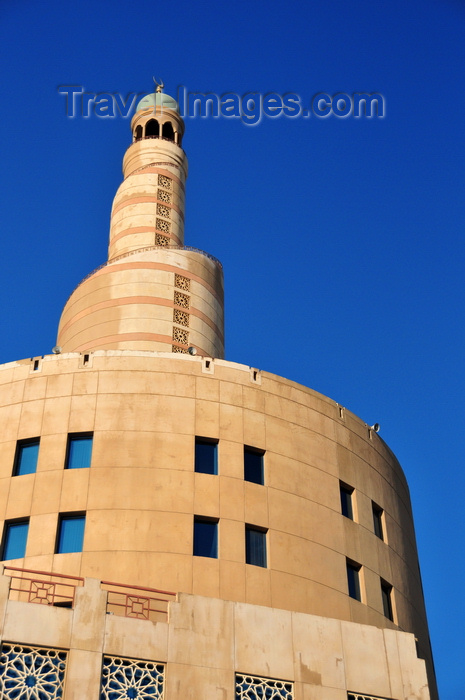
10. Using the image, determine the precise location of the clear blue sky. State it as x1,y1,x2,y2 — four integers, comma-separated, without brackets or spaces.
1,1,464,697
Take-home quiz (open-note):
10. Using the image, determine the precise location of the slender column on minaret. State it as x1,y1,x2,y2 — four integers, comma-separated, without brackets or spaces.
57,86,224,358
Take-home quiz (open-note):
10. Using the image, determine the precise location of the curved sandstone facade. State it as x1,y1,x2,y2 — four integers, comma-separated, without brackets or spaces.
0,350,434,693
57,249,224,356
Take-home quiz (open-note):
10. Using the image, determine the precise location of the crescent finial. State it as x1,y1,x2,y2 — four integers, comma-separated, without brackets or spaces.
152,76,164,93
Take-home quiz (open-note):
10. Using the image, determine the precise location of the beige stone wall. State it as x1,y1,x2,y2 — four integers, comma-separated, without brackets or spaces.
0,572,430,700
109,165,186,257
57,250,224,356
0,351,436,696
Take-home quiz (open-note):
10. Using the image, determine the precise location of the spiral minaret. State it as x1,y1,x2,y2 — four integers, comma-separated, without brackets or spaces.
57,88,224,358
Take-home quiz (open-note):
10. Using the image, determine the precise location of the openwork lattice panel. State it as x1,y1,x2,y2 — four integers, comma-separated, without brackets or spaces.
236,674,293,700
158,174,172,189
156,204,170,218
348,694,394,700
157,189,172,203
156,218,170,233
174,291,190,309
155,234,169,246
172,345,188,353
101,656,164,700
172,327,189,345
174,274,190,291
0,643,67,700
173,309,189,327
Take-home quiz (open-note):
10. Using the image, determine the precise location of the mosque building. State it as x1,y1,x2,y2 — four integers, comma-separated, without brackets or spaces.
0,84,437,700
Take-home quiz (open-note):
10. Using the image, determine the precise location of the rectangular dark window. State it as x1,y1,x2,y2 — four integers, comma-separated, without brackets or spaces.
65,433,93,469
340,482,354,520
193,517,218,558
346,560,361,601
372,502,384,540
381,579,394,621
2,520,29,560
244,446,264,485
245,525,267,568
56,514,86,553
13,438,40,476
195,438,218,475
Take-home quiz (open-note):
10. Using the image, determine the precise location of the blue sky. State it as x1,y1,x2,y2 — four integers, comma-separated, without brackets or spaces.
1,1,464,696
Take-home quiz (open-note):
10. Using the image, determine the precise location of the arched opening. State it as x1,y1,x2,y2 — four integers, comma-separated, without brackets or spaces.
134,125,143,141
145,119,159,138
162,121,175,142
